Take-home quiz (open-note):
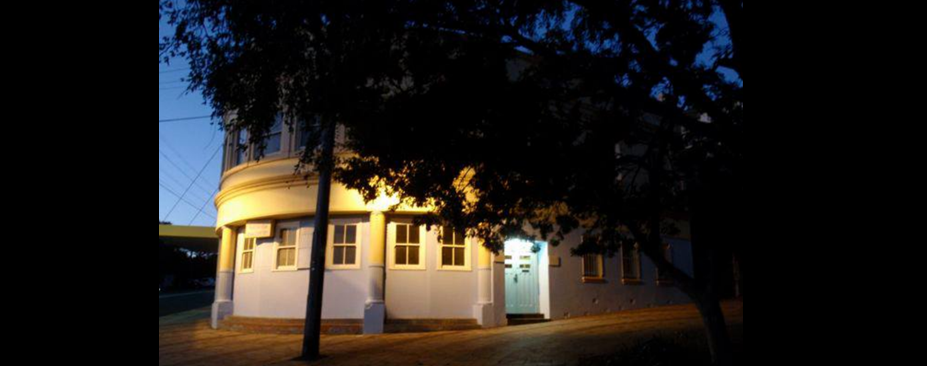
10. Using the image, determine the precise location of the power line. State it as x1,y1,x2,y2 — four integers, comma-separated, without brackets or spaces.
159,116,213,123
159,80,186,86
159,166,214,205
189,187,220,225
163,145,222,222
159,149,219,200
159,133,219,187
159,68,189,74
159,182,217,221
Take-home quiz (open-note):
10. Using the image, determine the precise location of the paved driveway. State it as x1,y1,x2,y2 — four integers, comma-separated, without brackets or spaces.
160,302,743,366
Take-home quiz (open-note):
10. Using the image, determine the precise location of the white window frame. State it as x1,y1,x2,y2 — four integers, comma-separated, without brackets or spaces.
621,243,643,285
582,253,605,283
234,129,251,168
240,233,256,274
326,223,362,270
388,221,427,271
436,226,471,271
261,115,285,158
656,243,674,286
293,116,320,153
273,226,299,272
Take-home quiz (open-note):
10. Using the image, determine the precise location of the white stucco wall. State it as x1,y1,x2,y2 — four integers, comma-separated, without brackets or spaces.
385,223,480,320
546,231,694,320
230,214,694,324
232,217,371,320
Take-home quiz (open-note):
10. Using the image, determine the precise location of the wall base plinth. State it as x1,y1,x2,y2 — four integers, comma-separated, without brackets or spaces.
474,303,495,328
211,300,234,329
364,302,386,334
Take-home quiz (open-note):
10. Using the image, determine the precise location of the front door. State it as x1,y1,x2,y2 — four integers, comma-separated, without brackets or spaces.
505,241,540,314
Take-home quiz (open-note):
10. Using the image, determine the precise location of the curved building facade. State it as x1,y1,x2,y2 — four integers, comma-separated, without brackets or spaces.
211,119,694,334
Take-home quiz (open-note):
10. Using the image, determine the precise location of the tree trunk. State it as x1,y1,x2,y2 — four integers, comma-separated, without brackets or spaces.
688,198,735,366
733,254,742,299
694,292,734,366
300,123,336,360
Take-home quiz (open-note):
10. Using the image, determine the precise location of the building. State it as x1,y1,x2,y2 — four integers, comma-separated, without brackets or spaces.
211,121,694,333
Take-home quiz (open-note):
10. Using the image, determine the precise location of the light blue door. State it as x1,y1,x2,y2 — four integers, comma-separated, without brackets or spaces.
505,241,540,314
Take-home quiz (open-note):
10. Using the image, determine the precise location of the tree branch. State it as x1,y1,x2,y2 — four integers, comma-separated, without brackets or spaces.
569,0,733,129
717,0,743,80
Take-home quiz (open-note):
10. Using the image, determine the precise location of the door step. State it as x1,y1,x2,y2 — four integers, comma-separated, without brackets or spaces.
507,314,549,326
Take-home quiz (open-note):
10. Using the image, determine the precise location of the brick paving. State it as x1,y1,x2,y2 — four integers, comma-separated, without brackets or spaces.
159,301,743,366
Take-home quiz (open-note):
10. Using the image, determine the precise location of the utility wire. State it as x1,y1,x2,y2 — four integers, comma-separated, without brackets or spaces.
189,187,220,225
159,166,214,205
159,116,213,123
159,133,219,187
159,68,189,74
159,149,218,198
159,182,217,221
163,145,222,222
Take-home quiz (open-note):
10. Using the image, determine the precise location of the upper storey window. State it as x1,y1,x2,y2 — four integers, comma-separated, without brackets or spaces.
263,116,283,155
235,130,249,167
295,116,322,151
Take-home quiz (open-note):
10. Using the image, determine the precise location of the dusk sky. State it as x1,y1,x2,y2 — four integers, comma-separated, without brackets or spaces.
159,18,222,227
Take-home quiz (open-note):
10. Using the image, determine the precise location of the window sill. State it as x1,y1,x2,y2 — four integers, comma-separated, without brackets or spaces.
582,277,607,284
272,267,300,273
437,267,472,272
389,266,427,271
326,266,362,271
622,279,643,286
238,270,255,275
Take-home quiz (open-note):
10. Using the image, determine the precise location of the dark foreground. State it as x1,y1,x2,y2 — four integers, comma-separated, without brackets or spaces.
159,301,743,366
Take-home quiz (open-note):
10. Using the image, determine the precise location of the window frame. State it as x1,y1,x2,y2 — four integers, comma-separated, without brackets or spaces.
272,227,299,272
582,253,605,283
388,221,427,271
436,226,471,271
326,223,362,270
240,235,256,274
621,243,643,285
293,116,320,153
260,115,285,158
235,129,252,167
656,243,675,286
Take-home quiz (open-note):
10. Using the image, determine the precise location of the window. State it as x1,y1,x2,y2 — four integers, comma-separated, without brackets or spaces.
622,243,642,284
395,224,422,266
295,117,319,151
241,238,256,273
224,131,239,171
236,129,250,166
582,254,604,282
275,229,298,270
438,226,469,270
329,224,359,269
263,116,284,155
656,243,674,286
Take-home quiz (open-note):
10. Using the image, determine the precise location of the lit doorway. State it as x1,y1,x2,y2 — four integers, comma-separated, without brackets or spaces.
504,240,550,318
